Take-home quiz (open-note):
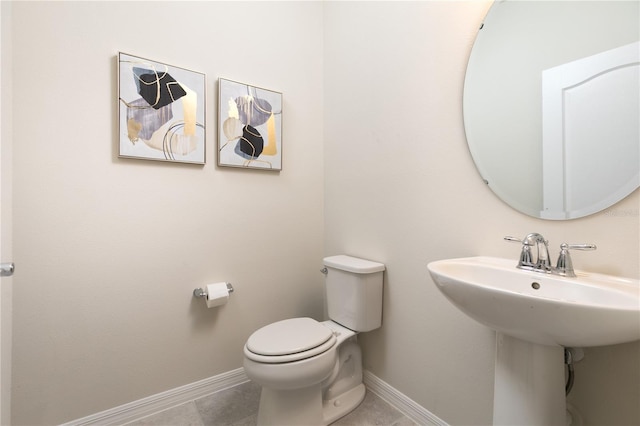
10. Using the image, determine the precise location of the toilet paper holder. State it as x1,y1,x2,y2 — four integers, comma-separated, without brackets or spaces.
193,283,234,299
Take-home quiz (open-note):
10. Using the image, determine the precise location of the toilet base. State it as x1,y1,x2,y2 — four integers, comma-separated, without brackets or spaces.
257,384,324,426
256,383,366,426
322,383,366,425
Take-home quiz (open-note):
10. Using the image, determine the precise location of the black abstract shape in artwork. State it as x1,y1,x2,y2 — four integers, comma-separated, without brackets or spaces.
132,67,186,110
235,125,264,160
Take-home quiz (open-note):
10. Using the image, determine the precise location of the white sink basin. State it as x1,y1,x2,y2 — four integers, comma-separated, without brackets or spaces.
427,256,640,347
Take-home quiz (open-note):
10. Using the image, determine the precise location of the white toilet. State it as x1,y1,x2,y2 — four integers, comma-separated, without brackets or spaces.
243,255,385,426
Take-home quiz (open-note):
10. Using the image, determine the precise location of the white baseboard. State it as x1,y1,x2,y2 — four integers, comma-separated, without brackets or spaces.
60,368,249,426
363,370,449,426
62,368,447,426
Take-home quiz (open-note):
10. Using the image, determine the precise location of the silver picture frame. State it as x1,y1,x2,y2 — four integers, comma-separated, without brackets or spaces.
118,52,206,165
218,78,282,171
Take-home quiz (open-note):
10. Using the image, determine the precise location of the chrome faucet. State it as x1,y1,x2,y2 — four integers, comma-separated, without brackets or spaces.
505,233,551,272
504,234,596,277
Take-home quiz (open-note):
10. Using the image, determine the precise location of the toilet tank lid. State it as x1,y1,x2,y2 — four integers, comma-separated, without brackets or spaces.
323,255,385,273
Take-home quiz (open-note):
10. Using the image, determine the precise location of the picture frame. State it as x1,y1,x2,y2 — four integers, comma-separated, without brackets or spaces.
118,52,206,165
218,78,282,170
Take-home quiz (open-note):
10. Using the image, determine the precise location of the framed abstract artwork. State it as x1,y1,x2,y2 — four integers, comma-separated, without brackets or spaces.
118,52,206,164
218,78,282,170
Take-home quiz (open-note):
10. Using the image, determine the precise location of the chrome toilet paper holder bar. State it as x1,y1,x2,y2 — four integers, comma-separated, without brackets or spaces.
193,283,234,298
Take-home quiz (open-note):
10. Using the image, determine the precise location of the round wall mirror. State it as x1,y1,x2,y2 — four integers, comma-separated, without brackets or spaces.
464,1,639,220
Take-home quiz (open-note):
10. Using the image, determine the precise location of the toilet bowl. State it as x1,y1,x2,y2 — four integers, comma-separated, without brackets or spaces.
243,255,385,426
243,317,339,391
244,318,364,425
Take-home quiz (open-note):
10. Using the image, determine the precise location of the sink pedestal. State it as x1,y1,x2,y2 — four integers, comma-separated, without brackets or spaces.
427,256,640,424
494,333,566,426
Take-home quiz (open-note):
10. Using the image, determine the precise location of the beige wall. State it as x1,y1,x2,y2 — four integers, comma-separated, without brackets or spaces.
323,1,639,425
9,2,324,424
6,1,640,425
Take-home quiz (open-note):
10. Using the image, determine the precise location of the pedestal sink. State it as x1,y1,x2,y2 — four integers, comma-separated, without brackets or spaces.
427,256,640,425
427,256,640,347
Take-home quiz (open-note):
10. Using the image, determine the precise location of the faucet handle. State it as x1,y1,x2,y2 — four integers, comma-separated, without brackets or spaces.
504,236,534,266
560,243,597,251
556,243,597,277
504,236,523,243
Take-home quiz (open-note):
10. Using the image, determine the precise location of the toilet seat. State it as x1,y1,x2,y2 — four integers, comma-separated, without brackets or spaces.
245,317,337,364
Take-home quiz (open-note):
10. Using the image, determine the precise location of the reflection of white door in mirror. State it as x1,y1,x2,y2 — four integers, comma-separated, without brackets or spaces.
542,41,640,219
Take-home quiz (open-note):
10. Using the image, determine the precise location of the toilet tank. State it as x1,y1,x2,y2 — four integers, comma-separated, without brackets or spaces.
323,255,385,332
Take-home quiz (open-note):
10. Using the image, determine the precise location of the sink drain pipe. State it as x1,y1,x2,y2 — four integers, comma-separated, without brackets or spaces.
564,347,586,395
565,348,575,395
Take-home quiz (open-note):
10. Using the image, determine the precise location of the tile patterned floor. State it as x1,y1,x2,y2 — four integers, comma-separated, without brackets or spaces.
125,381,417,426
